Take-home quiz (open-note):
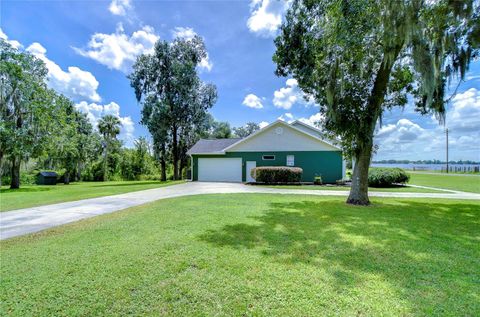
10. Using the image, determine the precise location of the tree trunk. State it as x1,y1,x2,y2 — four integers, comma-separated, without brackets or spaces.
345,47,403,205
179,157,186,180
347,145,373,205
159,142,167,182
103,145,109,182
172,125,179,180
160,158,167,182
10,156,20,189
77,163,82,181
0,151,3,188
64,171,70,185
10,104,22,189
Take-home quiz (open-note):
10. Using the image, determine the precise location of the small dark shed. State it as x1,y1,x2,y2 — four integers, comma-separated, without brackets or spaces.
37,171,58,185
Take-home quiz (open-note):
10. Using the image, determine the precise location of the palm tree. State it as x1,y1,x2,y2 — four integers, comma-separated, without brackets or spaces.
98,114,121,181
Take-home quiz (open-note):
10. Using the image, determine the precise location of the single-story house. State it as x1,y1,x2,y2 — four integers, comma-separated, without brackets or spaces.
187,120,345,183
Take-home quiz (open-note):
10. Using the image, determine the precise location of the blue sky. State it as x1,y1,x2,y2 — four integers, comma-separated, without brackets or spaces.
1,0,479,161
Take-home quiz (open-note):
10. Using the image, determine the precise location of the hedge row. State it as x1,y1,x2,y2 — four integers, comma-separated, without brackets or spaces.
368,168,410,187
251,166,302,183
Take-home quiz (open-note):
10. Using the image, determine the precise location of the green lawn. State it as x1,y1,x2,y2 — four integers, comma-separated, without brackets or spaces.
1,194,478,316
409,172,480,193
264,184,443,193
0,180,184,212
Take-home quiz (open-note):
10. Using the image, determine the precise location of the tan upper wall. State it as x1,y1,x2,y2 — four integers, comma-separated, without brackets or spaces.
226,121,339,152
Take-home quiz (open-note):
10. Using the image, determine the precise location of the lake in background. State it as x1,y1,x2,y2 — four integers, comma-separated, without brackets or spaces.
371,163,480,173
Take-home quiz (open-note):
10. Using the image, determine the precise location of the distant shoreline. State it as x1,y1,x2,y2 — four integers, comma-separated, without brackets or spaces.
371,162,480,173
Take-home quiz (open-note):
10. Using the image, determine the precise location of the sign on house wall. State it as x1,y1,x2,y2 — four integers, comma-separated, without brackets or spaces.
287,155,295,166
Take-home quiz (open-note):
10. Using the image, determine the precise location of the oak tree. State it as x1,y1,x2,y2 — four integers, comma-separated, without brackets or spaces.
274,0,479,204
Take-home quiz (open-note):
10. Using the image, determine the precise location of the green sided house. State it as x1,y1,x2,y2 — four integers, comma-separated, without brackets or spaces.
187,120,346,183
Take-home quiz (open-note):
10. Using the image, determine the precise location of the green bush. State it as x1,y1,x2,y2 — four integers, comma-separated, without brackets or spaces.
252,166,303,184
368,168,410,187
2,172,38,186
314,176,323,185
81,161,104,181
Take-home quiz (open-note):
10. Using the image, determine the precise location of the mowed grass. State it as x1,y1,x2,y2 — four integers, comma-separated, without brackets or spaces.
0,180,184,212
264,184,443,193
409,172,480,193
1,194,479,316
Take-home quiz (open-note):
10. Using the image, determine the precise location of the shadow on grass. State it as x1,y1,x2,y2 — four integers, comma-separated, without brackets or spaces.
200,200,480,311
0,187,51,194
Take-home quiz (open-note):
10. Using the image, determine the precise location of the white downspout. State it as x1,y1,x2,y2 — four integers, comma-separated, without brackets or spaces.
190,155,193,181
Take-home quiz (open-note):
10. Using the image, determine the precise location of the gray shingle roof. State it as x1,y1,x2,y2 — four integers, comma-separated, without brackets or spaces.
187,138,242,155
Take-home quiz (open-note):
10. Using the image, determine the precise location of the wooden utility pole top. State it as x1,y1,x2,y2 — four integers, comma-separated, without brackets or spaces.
446,128,449,174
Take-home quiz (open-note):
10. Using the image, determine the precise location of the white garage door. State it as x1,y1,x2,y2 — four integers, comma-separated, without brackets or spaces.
198,158,242,182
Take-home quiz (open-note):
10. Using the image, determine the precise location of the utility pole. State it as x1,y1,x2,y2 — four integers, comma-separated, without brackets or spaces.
446,128,449,174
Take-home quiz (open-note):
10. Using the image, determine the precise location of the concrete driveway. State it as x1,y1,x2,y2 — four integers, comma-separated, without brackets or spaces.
1,182,479,240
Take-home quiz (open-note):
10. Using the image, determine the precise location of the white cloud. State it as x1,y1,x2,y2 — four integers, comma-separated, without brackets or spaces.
273,78,315,110
247,0,291,37
74,23,159,73
171,26,213,72
447,88,480,133
26,42,101,102
278,112,294,122
75,101,135,146
298,112,324,128
277,112,324,128
109,0,132,16
259,121,269,129
0,28,22,49
373,85,480,161
198,54,213,72
172,27,196,40
242,93,264,109
375,95,480,161
376,119,428,144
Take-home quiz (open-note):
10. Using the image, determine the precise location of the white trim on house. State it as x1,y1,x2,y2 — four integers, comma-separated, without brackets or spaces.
190,152,226,155
290,120,323,137
290,120,341,148
190,156,194,181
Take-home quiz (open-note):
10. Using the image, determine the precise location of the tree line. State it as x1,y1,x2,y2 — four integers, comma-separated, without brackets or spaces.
0,40,159,188
0,38,261,189
373,160,480,165
128,35,260,181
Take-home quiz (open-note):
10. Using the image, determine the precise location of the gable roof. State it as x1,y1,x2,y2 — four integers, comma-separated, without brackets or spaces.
290,120,323,138
290,120,340,145
223,120,341,152
187,138,242,155
187,120,341,155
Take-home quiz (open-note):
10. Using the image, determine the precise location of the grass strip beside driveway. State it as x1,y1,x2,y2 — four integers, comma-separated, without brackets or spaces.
264,184,444,193
408,172,480,193
0,180,184,212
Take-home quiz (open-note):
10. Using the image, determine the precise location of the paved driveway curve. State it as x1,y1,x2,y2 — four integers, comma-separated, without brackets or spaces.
1,182,479,240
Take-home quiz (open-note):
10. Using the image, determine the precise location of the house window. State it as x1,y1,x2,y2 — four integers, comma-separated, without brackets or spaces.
286,155,294,166
262,155,275,160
